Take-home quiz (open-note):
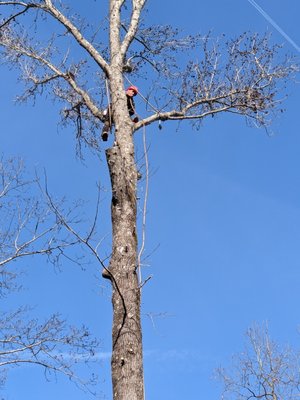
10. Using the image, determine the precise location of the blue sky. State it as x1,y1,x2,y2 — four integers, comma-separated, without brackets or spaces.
1,0,300,399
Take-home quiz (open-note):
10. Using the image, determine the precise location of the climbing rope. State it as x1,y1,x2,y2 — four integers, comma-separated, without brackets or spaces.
137,122,149,287
124,75,159,114
138,123,149,400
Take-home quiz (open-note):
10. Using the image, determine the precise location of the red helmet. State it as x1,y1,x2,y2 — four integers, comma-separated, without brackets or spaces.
126,85,138,95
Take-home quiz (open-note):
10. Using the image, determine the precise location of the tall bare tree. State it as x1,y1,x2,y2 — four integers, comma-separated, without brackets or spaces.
0,2,297,399
0,156,99,394
218,325,300,400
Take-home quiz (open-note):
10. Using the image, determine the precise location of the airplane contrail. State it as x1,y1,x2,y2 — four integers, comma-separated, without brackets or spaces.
247,0,300,53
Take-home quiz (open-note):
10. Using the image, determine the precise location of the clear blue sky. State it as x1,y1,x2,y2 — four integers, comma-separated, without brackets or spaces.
1,0,300,399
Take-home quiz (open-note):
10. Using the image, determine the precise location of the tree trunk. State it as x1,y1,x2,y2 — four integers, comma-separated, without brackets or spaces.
106,136,144,399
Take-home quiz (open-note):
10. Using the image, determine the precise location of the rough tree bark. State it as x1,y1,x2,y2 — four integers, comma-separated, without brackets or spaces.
106,2,144,396
101,2,145,397
106,143,143,399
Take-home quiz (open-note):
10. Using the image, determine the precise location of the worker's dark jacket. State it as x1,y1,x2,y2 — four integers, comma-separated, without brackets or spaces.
103,95,135,122
127,95,135,116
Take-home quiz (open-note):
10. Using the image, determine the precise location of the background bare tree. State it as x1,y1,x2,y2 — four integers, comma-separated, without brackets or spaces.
0,1,298,399
218,325,300,400
0,156,99,394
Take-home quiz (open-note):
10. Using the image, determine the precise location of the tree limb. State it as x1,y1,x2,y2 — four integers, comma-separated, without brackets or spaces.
0,31,104,120
120,0,147,57
42,0,110,75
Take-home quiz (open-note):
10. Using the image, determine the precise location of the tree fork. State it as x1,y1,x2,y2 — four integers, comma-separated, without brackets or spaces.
106,143,144,400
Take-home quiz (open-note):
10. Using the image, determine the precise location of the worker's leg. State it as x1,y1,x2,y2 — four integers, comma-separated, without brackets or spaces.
101,120,110,141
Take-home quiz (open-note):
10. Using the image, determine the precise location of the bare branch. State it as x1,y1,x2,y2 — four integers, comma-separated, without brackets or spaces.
109,0,123,57
0,0,110,74
0,309,99,393
0,157,86,295
218,324,300,400
43,1,109,73
0,157,100,392
120,0,147,57
0,2,36,29
0,27,103,121
133,33,298,132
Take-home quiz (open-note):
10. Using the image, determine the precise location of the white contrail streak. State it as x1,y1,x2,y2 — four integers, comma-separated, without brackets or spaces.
247,0,300,53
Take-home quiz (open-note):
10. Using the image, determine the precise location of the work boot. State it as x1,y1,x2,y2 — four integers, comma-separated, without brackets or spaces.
101,130,108,142
101,123,110,141
102,267,112,280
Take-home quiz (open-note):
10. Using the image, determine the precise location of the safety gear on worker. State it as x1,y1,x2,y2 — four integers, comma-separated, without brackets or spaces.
126,85,138,95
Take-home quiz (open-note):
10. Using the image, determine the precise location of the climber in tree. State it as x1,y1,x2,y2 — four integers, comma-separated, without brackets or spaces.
101,85,139,141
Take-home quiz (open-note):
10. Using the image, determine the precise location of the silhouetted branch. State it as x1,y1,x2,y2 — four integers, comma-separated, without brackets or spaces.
217,324,300,400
